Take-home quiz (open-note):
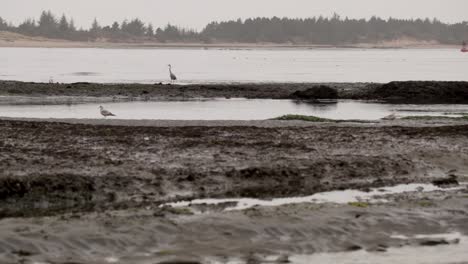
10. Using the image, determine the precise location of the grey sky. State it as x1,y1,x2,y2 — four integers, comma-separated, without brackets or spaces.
2,0,467,30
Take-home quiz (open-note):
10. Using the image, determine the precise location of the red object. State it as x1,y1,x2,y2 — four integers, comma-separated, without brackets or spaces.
462,48,468,52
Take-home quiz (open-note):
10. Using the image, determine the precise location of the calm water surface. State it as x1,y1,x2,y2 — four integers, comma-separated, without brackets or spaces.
0,47,467,83
0,99,467,120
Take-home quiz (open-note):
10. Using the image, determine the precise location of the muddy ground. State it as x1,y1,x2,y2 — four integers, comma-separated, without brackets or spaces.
0,81,368,100
2,118,468,218
1,80,467,103
0,117,468,263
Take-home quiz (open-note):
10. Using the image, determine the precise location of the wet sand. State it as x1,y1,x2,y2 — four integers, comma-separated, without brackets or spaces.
2,191,468,264
1,81,468,263
0,31,457,49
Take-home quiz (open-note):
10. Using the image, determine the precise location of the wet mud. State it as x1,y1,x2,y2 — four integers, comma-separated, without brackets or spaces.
1,80,467,103
1,119,468,219
359,81,468,103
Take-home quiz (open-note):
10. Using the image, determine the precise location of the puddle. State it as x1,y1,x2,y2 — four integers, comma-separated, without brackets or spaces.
0,99,467,120
166,183,466,211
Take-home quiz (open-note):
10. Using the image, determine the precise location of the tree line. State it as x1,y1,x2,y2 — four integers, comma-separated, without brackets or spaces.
0,11,197,42
0,11,467,44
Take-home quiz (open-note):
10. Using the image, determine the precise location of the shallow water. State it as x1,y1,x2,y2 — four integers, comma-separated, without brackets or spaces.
26,233,468,264
1,47,467,83
285,233,468,264
0,99,467,120
166,183,466,211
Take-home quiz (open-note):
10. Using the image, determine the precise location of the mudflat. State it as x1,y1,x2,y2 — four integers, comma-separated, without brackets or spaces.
1,80,468,263
0,116,468,263
1,80,468,103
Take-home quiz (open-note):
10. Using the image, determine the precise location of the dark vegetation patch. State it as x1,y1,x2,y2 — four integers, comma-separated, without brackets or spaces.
363,81,468,103
289,85,338,100
273,114,375,123
0,174,96,218
273,115,333,122
2,81,468,104
401,115,468,121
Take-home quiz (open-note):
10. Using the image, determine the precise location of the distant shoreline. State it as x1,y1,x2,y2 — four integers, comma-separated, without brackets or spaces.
0,31,458,50
0,41,458,50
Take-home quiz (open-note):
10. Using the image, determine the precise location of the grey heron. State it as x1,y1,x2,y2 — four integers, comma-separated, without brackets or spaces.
99,106,116,118
168,64,177,83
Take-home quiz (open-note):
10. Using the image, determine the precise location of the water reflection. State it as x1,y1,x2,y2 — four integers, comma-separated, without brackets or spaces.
290,100,340,118
68,72,100,76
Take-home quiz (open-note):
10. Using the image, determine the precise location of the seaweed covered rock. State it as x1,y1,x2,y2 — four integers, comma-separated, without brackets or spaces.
290,85,338,99
0,174,96,217
368,81,468,103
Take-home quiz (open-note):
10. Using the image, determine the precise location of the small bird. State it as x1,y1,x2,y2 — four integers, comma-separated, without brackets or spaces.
168,64,177,83
99,106,116,118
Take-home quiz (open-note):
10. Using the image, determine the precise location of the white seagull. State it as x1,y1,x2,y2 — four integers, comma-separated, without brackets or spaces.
99,106,116,118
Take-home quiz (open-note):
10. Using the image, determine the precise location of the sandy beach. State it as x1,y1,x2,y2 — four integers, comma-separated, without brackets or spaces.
0,31,459,50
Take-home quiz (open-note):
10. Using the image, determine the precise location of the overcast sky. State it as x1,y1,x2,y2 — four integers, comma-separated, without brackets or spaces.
2,0,467,30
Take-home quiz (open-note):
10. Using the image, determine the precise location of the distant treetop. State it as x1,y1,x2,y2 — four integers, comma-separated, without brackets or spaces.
0,11,467,44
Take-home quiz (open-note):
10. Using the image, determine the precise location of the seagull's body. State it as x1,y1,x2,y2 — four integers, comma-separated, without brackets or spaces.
99,106,116,118
168,64,177,82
